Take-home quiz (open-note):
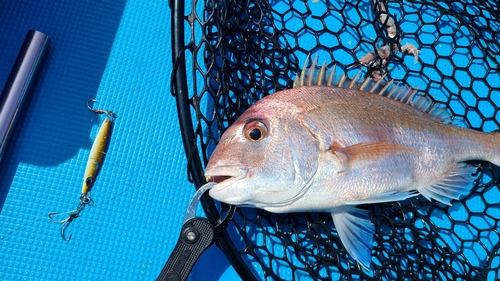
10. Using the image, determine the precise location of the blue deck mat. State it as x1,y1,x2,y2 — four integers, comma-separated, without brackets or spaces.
0,1,239,280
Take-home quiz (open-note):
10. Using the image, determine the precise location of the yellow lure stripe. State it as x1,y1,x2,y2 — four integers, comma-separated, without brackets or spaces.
81,115,114,197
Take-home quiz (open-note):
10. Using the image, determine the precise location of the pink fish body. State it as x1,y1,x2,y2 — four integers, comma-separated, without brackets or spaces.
205,60,500,269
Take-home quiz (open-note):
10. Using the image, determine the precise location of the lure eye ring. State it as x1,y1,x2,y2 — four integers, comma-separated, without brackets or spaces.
244,120,268,142
85,177,93,187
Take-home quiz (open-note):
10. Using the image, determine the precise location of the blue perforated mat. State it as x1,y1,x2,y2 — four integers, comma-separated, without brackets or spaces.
0,1,238,280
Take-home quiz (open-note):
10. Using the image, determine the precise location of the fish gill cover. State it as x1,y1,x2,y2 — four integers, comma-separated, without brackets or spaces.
170,0,500,280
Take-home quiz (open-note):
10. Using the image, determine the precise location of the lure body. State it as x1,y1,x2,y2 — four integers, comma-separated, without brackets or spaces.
82,117,114,197
49,100,116,241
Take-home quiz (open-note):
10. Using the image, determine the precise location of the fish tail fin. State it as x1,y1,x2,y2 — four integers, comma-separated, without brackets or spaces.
419,163,477,205
331,206,374,270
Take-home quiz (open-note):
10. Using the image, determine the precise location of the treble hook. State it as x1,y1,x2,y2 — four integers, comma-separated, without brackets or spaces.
48,202,86,241
87,99,117,120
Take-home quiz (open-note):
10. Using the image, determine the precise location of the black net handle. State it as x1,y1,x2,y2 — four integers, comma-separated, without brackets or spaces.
169,0,256,279
156,218,215,281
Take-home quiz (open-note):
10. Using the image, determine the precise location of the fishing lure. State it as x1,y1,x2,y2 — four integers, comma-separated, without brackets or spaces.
48,99,117,241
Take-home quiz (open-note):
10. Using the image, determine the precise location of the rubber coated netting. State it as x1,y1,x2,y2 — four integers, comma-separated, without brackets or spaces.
170,0,500,280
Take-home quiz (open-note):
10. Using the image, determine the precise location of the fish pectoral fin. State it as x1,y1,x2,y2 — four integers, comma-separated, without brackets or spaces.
345,190,418,205
419,162,477,205
331,142,416,171
331,206,374,270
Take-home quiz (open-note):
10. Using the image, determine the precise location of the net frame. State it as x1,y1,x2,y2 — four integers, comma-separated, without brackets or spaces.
170,0,500,280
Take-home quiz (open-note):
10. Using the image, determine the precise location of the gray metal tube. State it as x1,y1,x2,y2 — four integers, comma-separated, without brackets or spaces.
0,30,50,162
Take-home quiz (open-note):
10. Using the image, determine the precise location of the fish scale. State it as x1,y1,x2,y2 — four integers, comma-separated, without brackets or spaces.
204,59,500,270
290,88,434,147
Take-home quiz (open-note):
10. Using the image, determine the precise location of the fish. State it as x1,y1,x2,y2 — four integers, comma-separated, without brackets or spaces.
204,57,500,269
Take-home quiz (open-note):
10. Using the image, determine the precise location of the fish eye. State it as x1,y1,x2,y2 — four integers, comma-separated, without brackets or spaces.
244,120,268,142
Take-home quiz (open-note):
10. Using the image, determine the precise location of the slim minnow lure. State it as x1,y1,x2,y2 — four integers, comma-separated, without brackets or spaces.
48,99,117,241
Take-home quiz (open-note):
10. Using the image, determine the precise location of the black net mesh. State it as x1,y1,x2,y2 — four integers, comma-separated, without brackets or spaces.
170,0,500,280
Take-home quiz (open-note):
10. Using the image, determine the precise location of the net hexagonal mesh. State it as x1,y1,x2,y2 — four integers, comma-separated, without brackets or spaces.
170,0,500,280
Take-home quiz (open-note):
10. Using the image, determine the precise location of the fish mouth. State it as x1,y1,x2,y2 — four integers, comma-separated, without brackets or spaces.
205,165,248,191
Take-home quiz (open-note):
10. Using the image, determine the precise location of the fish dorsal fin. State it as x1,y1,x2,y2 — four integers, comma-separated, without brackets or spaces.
293,55,452,124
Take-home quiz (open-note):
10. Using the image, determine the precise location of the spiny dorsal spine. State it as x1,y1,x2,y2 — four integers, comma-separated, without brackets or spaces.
293,55,452,124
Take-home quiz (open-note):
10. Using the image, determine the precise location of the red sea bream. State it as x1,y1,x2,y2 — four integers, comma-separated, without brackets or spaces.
204,58,500,269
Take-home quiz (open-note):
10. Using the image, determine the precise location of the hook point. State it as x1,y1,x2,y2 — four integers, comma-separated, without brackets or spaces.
87,99,97,112
60,220,74,242
48,203,85,241
86,99,117,120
